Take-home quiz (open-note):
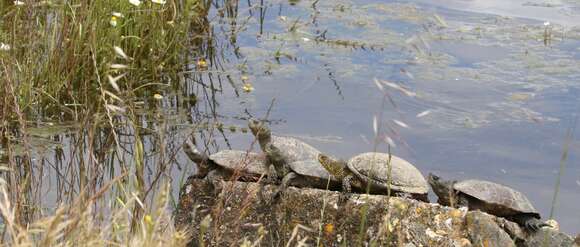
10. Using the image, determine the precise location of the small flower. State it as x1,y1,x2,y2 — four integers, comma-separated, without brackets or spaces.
144,214,153,225
196,58,208,70
153,93,163,100
13,1,24,5
110,16,118,27
241,75,249,81
544,21,550,26
242,83,254,93
129,0,141,6
151,0,166,4
144,214,154,233
324,223,334,234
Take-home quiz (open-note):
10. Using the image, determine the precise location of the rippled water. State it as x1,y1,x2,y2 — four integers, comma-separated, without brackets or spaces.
199,0,580,232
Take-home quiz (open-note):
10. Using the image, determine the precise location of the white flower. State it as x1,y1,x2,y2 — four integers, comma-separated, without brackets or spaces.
110,16,118,27
151,0,166,4
0,43,10,51
129,0,141,6
112,12,124,18
544,21,550,26
13,1,24,5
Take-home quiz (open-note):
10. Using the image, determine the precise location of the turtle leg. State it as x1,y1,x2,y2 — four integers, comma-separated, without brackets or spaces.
456,194,470,209
338,175,354,204
271,172,297,201
206,169,226,191
394,191,412,200
257,164,280,203
513,215,549,232
411,193,429,203
261,164,279,185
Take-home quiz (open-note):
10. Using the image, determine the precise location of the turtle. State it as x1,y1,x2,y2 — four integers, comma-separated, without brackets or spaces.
265,144,342,190
317,152,429,202
248,119,341,192
183,139,272,183
427,173,550,232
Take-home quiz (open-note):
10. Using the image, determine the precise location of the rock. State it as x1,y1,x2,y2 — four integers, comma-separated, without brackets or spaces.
493,216,573,247
524,228,574,247
174,178,573,247
465,212,515,247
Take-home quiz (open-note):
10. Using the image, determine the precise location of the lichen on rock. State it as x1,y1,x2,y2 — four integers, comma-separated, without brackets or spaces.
174,178,573,246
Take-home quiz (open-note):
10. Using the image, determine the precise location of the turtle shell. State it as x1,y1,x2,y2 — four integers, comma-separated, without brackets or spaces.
270,136,320,163
271,136,339,181
347,152,428,194
210,150,269,176
454,179,539,216
287,160,341,189
289,160,334,180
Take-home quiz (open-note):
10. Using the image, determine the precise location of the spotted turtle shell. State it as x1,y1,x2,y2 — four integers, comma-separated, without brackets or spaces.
347,152,428,194
210,150,269,175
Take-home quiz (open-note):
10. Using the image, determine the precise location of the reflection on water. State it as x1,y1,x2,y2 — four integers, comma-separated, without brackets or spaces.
204,0,580,232
413,0,580,27
11,0,580,233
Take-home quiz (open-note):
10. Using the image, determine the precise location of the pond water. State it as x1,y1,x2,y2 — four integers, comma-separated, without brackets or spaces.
195,0,580,233
13,0,580,234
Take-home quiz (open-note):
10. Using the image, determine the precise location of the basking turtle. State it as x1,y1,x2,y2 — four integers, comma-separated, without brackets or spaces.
249,119,320,162
318,152,429,202
428,173,549,231
248,119,340,191
265,143,341,190
183,139,271,183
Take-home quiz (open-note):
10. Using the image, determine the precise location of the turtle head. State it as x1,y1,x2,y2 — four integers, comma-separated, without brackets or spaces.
427,173,456,206
183,138,211,178
248,118,272,148
317,154,348,179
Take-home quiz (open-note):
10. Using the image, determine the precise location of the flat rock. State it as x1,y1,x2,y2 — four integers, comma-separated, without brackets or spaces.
174,178,572,247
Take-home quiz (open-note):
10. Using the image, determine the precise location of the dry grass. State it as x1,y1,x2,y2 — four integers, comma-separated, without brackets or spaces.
0,176,190,246
0,0,210,245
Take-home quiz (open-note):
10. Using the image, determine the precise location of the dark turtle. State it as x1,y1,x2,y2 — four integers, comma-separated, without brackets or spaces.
248,119,341,192
428,173,549,232
183,139,271,183
318,152,429,202
265,144,341,190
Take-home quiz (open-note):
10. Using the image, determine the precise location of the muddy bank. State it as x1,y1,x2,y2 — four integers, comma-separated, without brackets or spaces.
175,178,574,246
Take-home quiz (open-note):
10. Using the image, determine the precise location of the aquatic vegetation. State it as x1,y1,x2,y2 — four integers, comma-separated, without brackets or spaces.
0,0,209,245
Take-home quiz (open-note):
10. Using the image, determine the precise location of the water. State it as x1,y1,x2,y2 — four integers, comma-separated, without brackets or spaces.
12,0,580,234
199,0,580,233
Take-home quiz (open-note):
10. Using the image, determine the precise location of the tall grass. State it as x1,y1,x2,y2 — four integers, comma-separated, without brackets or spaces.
1,0,209,245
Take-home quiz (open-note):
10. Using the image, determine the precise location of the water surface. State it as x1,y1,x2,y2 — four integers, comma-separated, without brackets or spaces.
199,0,580,232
